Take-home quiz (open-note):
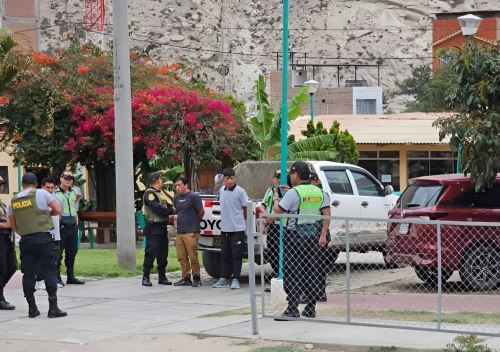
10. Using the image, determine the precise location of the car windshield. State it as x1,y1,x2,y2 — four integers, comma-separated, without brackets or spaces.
397,183,443,209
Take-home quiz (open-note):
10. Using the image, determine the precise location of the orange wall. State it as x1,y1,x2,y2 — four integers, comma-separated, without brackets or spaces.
432,17,499,72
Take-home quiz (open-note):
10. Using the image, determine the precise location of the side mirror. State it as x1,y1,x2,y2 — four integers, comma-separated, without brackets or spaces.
384,185,394,195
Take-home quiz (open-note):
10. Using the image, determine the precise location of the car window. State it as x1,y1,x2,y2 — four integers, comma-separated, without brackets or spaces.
323,170,353,195
351,171,382,197
445,184,500,209
397,183,443,209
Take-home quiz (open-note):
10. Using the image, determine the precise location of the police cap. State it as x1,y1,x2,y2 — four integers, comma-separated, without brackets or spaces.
289,161,310,180
22,172,38,185
147,171,163,184
61,171,75,180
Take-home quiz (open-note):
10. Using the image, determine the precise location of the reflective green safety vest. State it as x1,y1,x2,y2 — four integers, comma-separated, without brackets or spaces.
11,189,53,236
142,188,170,223
295,184,324,225
55,187,77,217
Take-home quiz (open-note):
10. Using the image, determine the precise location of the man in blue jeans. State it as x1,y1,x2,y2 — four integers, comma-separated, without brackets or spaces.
212,168,248,290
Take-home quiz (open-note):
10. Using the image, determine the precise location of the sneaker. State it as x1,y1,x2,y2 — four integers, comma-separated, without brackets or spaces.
57,278,65,288
230,278,240,290
173,278,192,286
192,276,201,287
212,278,229,288
274,304,300,321
35,280,46,291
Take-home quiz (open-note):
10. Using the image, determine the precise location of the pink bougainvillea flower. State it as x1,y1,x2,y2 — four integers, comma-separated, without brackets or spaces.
77,66,90,74
223,146,232,155
171,62,179,71
196,123,204,130
0,96,9,106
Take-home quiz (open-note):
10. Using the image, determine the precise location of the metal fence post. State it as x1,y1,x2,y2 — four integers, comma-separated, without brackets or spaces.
246,201,258,335
436,223,443,330
345,219,351,324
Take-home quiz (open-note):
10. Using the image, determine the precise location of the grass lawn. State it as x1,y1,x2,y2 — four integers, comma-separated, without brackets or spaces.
64,247,203,278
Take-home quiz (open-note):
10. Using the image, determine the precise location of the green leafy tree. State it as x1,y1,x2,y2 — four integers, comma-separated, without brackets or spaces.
396,64,456,112
288,120,359,163
249,74,308,160
434,43,500,191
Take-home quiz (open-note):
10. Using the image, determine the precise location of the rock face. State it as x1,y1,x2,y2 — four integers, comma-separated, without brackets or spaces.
39,0,498,110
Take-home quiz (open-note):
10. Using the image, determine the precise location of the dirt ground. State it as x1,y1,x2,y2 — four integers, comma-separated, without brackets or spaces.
0,334,344,352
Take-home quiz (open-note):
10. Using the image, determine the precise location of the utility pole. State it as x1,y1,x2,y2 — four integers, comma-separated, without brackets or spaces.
113,0,136,269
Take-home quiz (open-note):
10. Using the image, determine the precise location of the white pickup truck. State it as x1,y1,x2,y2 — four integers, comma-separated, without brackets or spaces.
198,161,399,278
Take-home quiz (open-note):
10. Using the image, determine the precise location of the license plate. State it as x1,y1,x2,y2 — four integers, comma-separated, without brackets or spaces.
399,223,409,235
213,236,221,248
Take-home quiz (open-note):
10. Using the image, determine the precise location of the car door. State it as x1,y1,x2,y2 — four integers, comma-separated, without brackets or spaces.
348,169,388,244
321,169,360,245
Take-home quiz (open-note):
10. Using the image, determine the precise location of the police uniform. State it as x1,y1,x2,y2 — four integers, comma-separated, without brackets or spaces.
8,172,67,318
55,176,84,285
261,176,284,275
142,172,174,286
0,176,15,310
277,162,330,319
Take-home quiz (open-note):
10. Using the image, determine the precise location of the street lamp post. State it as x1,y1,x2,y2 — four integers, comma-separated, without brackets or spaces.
304,79,320,123
455,14,482,173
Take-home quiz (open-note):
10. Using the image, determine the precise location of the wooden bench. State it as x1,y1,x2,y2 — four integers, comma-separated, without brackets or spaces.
78,211,116,245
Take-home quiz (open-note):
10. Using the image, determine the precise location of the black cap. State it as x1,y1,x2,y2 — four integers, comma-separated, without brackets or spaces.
22,172,38,184
147,171,163,184
289,161,310,180
310,172,319,181
273,169,281,178
61,171,75,180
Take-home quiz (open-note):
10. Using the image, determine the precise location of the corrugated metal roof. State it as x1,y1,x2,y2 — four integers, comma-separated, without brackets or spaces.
289,113,453,144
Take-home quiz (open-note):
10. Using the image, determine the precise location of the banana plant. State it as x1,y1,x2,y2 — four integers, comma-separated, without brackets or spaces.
0,28,32,94
249,74,308,160
287,134,339,161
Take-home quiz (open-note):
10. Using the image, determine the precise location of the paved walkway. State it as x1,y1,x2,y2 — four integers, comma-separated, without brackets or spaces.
1,271,500,351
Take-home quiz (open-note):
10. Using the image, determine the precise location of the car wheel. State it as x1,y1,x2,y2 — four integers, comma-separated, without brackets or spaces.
459,244,500,291
202,251,221,278
414,266,453,286
382,250,399,269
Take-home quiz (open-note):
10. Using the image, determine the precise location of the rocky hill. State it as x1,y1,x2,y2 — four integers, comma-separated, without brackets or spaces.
40,0,499,111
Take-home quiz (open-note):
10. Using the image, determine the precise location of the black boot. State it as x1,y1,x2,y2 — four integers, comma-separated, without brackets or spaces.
302,303,316,318
47,296,67,318
275,301,300,321
66,267,85,285
158,271,172,285
142,276,153,287
26,295,40,318
0,289,15,310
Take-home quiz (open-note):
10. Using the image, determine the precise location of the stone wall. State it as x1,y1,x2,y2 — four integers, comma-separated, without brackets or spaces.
34,0,499,111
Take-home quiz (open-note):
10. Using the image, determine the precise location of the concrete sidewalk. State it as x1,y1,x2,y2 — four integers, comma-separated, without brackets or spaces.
1,272,499,351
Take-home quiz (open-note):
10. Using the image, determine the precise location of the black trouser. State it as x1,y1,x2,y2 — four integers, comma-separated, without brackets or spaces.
0,234,12,291
220,231,245,280
58,222,79,279
283,228,327,305
265,223,280,274
142,222,168,277
19,232,58,297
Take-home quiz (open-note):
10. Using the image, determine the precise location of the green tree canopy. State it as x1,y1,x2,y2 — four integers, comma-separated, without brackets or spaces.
434,43,500,190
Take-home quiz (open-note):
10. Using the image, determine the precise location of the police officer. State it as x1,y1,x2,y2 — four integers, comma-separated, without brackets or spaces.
142,171,174,287
274,162,331,319
7,172,66,318
55,171,84,285
0,176,15,310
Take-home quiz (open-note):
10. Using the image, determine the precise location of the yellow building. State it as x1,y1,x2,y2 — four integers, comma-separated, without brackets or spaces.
0,150,20,205
289,113,456,192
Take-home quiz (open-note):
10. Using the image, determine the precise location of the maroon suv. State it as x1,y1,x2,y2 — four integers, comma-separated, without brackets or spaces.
386,174,500,290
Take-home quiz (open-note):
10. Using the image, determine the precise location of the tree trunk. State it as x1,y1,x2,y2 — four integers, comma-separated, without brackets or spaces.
95,161,116,211
183,153,199,192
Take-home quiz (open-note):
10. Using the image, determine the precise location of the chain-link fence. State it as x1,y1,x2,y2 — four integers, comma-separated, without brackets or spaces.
248,210,500,336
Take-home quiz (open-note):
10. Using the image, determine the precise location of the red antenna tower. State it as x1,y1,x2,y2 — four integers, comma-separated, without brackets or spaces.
83,0,105,32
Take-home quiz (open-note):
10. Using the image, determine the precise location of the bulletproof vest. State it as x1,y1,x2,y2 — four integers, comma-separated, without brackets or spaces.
294,184,324,225
142,188,170,223
55,187,77,217
11,189,53,236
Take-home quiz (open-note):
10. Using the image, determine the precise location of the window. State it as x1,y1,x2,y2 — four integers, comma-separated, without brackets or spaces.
407,151,456,179
446,184,500,208
397,183,444,209
0,167,8,194
323,170,353,195
356,99,377,114
358,150,400,191
351,171,382,196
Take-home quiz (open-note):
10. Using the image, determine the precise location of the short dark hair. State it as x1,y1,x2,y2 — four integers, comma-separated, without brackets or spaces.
41,177,56,186
222,167,235,177
175,176,189,185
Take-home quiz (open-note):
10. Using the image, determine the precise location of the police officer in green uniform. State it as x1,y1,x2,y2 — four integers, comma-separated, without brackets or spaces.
55,171,84,285
0,176,15,310
7,172,67,318
274,162,331,319
142,171,174,287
